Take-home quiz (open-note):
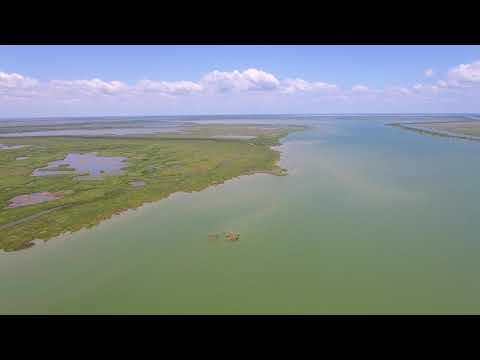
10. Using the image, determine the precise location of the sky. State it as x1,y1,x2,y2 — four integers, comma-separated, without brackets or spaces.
1,45,480,117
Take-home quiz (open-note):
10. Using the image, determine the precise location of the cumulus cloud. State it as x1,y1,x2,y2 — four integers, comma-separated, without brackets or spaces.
200,69,337,95
281,78,338,94
409,60,480,96
201,68,280,92
424,68,434,77
0,68,339,102
49,78,128,95
0,72,41,101
2,62,480,112
0,72,38,89
136,80,203,94
448,60,480,85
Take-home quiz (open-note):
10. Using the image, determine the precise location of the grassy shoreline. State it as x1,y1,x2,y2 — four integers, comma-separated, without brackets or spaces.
388,121,480,142
0,125,304,252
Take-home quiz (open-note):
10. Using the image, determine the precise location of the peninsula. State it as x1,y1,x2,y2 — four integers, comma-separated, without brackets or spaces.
0,123,304,251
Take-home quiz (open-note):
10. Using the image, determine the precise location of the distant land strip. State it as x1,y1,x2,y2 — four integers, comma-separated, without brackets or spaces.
388,122,480,142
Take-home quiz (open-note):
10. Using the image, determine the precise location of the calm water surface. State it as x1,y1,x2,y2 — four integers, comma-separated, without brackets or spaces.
33,153,127,177
1,117,480,314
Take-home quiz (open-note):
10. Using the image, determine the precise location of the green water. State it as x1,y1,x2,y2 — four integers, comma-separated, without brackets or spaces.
2,118,480,314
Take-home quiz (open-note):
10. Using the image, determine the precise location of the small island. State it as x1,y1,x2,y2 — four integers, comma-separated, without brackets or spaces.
225,232,240,241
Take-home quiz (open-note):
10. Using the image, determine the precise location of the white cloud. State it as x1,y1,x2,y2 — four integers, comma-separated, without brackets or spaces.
49,78,128,95
281,78,338,94
412,83,442,94
201,68,280,92
448,60,480,84
200,69,337,95
351,84,369,92
2,62,480,113
0,72,41,102
136,80,203,94
0,72,38,89
424,68,434,77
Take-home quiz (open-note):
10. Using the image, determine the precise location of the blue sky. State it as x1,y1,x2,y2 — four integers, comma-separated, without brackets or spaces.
1,45,480,117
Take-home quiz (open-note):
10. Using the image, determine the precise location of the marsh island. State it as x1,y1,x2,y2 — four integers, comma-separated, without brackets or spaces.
0,121,304,251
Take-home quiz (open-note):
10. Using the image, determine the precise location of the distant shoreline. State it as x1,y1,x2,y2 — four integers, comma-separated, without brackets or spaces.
2,113,480,122
388,121,480,142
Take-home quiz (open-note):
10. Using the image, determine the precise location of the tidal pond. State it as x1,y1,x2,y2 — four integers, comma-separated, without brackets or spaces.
33,153,127,178
7,192,61,208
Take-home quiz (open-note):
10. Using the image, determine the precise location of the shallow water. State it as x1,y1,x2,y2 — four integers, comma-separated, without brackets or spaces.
1,116,480,314
0,144,29,150
7,192,60,208
33,152,127,178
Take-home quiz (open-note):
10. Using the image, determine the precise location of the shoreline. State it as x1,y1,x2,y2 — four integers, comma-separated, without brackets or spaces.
388,122,480,142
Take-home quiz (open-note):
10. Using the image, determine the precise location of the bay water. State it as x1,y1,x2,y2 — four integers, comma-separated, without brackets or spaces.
1,117,480,314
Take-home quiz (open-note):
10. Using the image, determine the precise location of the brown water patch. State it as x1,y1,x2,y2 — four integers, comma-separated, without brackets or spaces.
7,192,62,208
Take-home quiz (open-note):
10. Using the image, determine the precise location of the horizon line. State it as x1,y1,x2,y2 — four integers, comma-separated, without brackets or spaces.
1,112,480,121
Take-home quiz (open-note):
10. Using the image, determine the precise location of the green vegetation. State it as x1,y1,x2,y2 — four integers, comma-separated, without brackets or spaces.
0,118,178,134
40,165,76,172
389,121,480,141
0,124,303,251
411,121,480,137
